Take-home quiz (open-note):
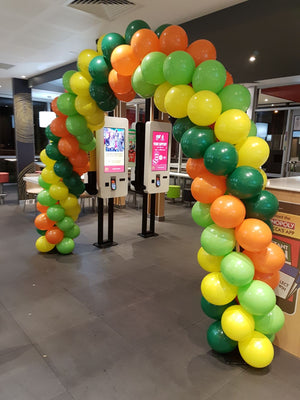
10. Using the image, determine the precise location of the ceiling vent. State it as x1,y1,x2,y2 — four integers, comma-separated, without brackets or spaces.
0,63,15,70
67,0,139,21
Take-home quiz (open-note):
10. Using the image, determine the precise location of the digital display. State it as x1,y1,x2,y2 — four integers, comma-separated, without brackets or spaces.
151,131,169,171
104,127,125,173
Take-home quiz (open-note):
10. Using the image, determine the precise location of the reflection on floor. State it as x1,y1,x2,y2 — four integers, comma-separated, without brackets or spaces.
0,184,299,400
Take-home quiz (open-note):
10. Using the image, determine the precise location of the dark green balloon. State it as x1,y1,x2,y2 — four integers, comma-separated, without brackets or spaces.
172,117,195,143
264,219,274,232
226,166,263,199
89,55,110,84
47,204,65,222
37,190,57,207
63,172,83,189
125,20,150,44
181,126,215,158
56,237,75,255
62,70,76,94
66,115,88,136
45,125,59,143
201,297,237,320
64,224,80,239
207,320,238,354
204,142,238,176
56,93,77,116
89,81,114,103
218,84,251,112
45,142,65,161
54,159,73,179
36,228,46,236
101,32,125,61
97,94,117,112
155,24,171,37
243,190,279,220
38,175,51,190
56,216,75,232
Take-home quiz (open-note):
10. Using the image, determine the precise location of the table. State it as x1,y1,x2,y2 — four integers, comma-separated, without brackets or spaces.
266,176,300,203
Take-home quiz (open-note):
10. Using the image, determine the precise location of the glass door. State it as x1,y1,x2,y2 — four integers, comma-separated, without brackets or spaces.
286,110,300,176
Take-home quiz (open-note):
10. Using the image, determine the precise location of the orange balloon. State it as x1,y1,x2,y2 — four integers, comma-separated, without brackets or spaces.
253,270,280,290
224,71,234,87
50,116,69,138
186,158,208,179
36,202,48,214
73,162,90,175
51,97,64,117
235,219,272,252
45,227,64,244
186,39,216,66
243,242,286,274
115,89,136,102
111,45,140,76
34,213,55,231
159,25,188,55
108,69,133,94
58,135,80,157
210,195,246,228
191,173,226,204
69,149,89,168
131,29,160,60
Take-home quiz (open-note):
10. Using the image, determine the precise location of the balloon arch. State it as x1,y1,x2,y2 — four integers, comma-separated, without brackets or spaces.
34,20,285,368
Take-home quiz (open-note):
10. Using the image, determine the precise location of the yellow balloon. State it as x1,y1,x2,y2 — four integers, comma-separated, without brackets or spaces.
97,34,106,55
197,247,223,272
49,182,69,201
221,305,255,341
238,331,274,368
77,49,99,80
40,149,55,167
88,121,105,132
257,167,267,189
237,137,270,168
201,271,237,306
154,82,172,112
75,95,98,117
35,236,55,253
70,72,90,97
64,204,81,221
60,194,79,209
214,109,251,144
41,167,60,184
85,108,105,126
187,90,222,126
164,85,195,118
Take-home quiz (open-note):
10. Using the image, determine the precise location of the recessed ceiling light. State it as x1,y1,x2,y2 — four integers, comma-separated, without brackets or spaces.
249,56,256,62
21,75,26,79
0,85,2,88
274,110,279,114
264,98,269,102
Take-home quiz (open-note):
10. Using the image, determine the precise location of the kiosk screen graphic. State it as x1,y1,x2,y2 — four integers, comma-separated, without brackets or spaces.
103,127,125,173
151,131,169,172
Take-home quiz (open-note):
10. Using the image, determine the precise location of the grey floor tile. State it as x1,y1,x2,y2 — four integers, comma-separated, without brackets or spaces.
0,306,31,353
49,393,75,400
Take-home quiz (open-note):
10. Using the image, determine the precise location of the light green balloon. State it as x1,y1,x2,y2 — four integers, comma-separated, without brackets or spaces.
192,60,226,93
141,52,166,85
201,224,236,256
238,280,276,316
131,66,157,98
191,202,213,228
254,305,285,335
163,51,195,85
248,120,257,137
221,252,254,287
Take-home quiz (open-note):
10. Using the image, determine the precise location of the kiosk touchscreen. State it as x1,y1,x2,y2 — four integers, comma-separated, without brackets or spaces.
96,116,128,198
143,121,172,194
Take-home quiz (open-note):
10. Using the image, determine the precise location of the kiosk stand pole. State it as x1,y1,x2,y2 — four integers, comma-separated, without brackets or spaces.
139,191,158,238
94,197,117,248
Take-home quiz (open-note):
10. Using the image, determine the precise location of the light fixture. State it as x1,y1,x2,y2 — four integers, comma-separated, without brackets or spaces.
264,98,269,102
0,84,2,88
21,75,26,79
249,56,256,62
39,111,56,127
274,110,279,114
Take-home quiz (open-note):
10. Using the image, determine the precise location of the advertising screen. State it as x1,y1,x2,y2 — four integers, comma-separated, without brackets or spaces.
103,127,125,173
151,131,169,171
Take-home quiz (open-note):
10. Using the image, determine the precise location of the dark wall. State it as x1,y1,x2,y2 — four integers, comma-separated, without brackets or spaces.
181,0,300,83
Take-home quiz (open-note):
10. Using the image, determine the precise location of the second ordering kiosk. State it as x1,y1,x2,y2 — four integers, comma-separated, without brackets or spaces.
95,116,128,248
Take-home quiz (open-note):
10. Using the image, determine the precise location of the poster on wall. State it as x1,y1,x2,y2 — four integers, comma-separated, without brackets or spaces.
103,127,125,173
128,128,136,167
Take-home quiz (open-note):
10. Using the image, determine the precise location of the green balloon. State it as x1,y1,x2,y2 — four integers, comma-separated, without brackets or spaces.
254,305,285,335
89,81,114,103
218,84,251,112
66,115,88,136
56,216,75,232
140,52,166,85
56,93,77,116
238,280,276,316
172,117,195,143
155,24,171,38
191,202,213,228
45,125,59,143
38,175,51,190
204,142,238,176
243,190,279,221
248,120,257,137
207,320,237,354
56,237,75,255
63,172,83,189
163,51,195,85
226,166,263,199
89,55,110,84
62,70,76,94
265,333,275,343
64,224,80,239
97,94,117,112
45,142,65,161
79,138,96,152
76,129,94,145
221,252,254,287
192,60,226,93
201,297,236,320
181,126,215,158
201,224,236,256
54,159,73,179
125,20,150,44
36,228,46,236
131,66,157,98
101,32,125,61
47,204,65,222
264,219,274,232
37,190,57,207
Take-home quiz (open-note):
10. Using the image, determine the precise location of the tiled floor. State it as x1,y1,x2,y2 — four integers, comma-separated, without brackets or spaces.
0,185,299,400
